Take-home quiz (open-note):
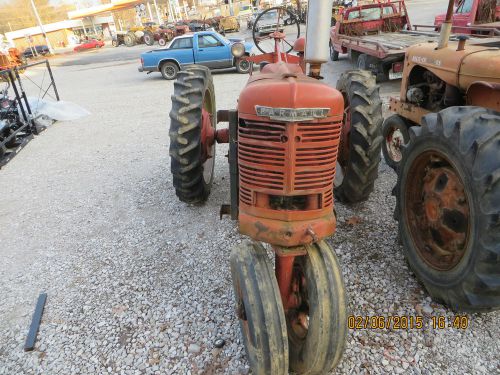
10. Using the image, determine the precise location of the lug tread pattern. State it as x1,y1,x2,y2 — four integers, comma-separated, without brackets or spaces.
335,70,383,203
169,65,214,203
393,106,500,312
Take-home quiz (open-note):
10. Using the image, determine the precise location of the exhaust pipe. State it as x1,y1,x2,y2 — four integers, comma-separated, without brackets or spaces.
305,0,334,78
437,0,455,49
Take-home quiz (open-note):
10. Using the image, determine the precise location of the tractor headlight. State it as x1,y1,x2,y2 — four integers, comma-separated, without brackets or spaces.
231,43,245,58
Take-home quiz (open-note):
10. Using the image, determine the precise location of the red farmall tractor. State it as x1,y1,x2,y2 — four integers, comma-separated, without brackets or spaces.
168,2,383,373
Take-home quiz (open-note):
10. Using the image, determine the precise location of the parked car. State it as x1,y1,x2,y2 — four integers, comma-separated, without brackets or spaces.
138,31,254,80
74,39,105,52
23,45,50,59
254,9,284,34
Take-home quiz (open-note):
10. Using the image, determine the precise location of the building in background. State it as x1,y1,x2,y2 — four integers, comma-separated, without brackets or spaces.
5,20,84,49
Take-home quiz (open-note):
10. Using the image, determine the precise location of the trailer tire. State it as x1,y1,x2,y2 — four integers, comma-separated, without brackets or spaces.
335,70,383,203
394,107,500,312
287,241,347,374
329,42,339,61
169,65,216,204
230,241,289,375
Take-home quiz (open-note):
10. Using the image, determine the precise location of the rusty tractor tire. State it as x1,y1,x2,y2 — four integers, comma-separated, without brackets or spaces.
335,70,383,203
169,65,216,204
143,30,155,46
394,106,500,312
230,241,289,375
124,32,136,47
382,114,410,171
287,241,347,375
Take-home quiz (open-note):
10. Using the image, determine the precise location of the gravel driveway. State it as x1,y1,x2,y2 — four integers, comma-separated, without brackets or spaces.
1,32,499,375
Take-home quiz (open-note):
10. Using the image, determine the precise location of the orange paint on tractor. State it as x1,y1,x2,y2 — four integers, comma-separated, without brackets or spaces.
236,62,344,247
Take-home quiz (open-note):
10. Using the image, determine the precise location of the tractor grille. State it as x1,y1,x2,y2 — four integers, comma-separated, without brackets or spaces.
238,118,342,197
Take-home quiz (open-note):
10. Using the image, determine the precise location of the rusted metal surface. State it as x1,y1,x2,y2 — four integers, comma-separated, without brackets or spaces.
275,255,299,310
466,81,500,112
215,128,229,143
201,108,215,163
389,97,430,124
405,151,470,271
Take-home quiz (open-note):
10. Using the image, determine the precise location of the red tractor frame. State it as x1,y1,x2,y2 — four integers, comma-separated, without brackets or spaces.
168,3,383,373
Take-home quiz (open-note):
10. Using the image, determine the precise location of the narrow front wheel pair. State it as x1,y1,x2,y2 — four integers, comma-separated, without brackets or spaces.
230,241,347,375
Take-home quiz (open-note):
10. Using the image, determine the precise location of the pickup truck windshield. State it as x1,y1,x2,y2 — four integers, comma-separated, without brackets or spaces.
347,6,395,20
456,0,473,13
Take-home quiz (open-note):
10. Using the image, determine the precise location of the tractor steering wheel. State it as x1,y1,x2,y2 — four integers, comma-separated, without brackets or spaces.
252,7,301,54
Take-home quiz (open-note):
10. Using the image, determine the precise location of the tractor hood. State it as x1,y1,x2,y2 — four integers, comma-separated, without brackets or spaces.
406,41,500,90
238,63,344,120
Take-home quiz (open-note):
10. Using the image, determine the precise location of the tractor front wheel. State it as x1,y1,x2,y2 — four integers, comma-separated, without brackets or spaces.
395,107,500,312
230,241,289,375
382,114,410,170
335,70,383,203
169,65,216,204
287,241,347,375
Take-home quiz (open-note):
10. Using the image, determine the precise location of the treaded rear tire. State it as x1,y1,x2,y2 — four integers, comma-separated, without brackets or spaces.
230,241,289,375
394,106,500,312
169,65,215,204
335,70,383,203
143,30,155,46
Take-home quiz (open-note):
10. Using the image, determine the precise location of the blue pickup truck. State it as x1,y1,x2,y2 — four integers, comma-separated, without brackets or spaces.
139,31,254,80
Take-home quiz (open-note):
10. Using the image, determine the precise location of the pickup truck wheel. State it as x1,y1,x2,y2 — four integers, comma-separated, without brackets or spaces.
335,70,383,203
236,57,251,74
161,62,179,80
394,107,500,312
169,65,216,203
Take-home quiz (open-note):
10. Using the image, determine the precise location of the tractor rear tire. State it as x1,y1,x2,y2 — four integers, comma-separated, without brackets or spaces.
382,114,410,170
124,32,136,47
230,241,289,375
335,70,383,203
143,30,155,46
394,107,500,312
287,241,347,375
169,65,216,204
158,37,167,47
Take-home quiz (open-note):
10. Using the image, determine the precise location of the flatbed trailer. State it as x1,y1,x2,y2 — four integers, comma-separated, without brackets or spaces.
329,0,499,80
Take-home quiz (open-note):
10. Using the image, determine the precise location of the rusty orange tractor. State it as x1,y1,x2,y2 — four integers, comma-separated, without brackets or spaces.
168,2,384,373
381,0,500,311
0,48,27,79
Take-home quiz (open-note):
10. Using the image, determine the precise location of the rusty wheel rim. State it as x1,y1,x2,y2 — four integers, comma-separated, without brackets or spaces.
405,151,471,271
287,258,310,342
386,127,404,163
201,89,215,185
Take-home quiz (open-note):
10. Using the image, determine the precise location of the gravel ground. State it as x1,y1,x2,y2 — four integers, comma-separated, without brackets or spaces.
1,15,499,375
